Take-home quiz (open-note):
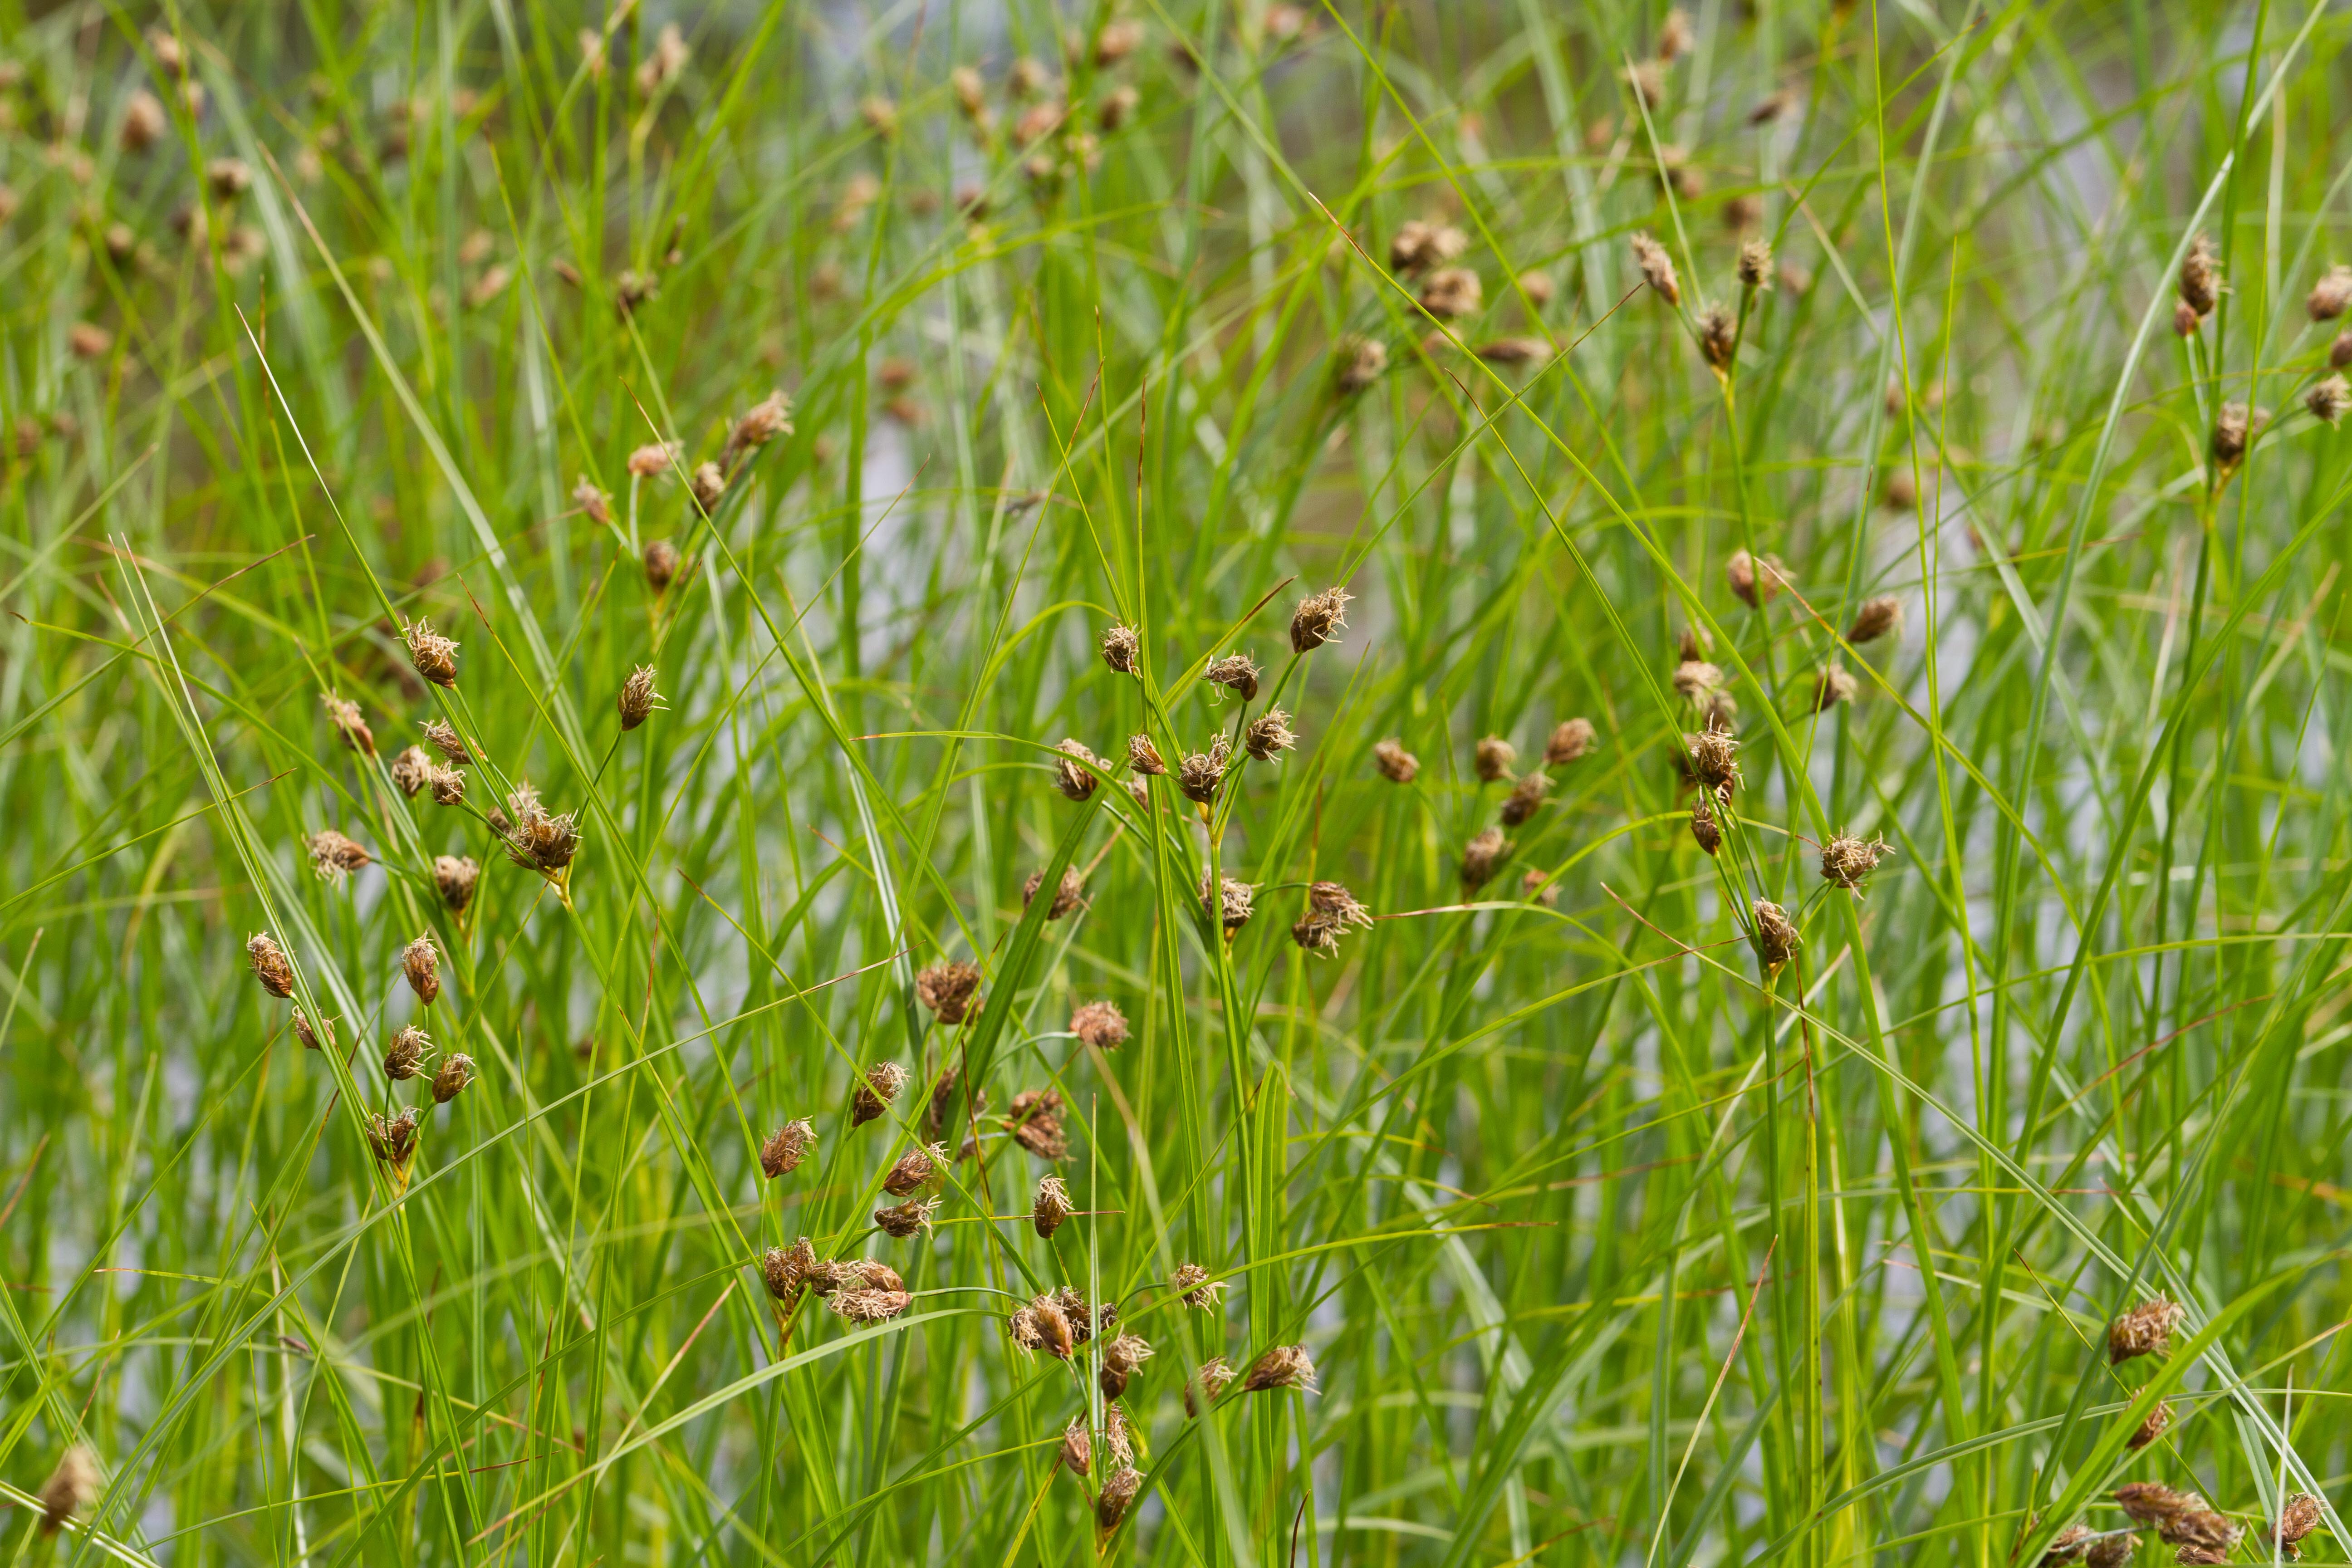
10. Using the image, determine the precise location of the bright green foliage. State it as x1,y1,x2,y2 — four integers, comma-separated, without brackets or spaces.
7,3,2352,1567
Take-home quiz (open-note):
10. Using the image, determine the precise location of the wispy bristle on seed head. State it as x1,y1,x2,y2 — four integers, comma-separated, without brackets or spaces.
322,693,375,756
248,931,295,998
434,854,480,913
1071,1000,1128,1049
1033,1174,1073,1237
1244,709,1298,761
1022,866,1088,919
1100,623,1141,675
1631,232,1680,305
1847,595,1903,644
431,1053,475,1104
1474,735,1516,782
761,1119,817,1178
1173,1261,1224,1309
915,960,983,1025
1372,737,1419,782
39,1444,99,1534
618,665,661,730
1290,586,1352,652
1242,1343,1317,1393
402,933,441,1004
405,619,460,687
307,829,372,883
1127,734,1165,775
1202,653,1260,701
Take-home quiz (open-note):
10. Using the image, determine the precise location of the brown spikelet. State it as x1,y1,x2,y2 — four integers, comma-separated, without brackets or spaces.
1336,335,1390,392
2114,1482,2201,1526
1687,729,1740,794
322,693,376,756
642,538,680,591
1461,826,1511,890
1172,1262,1224,1309
2265,1494,2324,1559
618,665,661,730
1176,737,1230,804
1032,1174,1073,1237
2107,1296,2186,1364
1819,834,1892,895
1242,1343,1316,1392
1813,665,1858,710
1631,232,1680,305
364,1107,421,1178
402,933,441,1004
882,1142,948,1196
384,1024,431,1082
1372,737,1419,782
293,1009,334,1051
915,960,983,1025
1008,1087,1070,1160
431,1054,475,1104
2126,1399,2171,1450
434,855,480,913
429,766,463,809
405,619,460,687
390,745,433,798
851,1061,909,1127
1499,772,1548,828
1022,866,1088,919
872,1197,939,1238
1474,735,1516,782
1100,623,1140,675
2307,375,2350,428
421,718,471,764
1389,220,1467,274
1725,549,1787,608
1051,738,1102,800
1095,1465,1143,1535
1071,1000,1128,1049
829,1287,913,1323
1751,901,1799,973
1544,718,1596,766
1699,305,1737,372
1127,734,1165,775
2084,1534,2136,1568
1202,653,1260,701
39,1445,99,1534
761,1119,816,1178
247,931,295,998
1243,710,1297,762
1690,799,1722,856
2178,232,2221,318
1100,1333,1154,1402
1185,1356,1234,1416
1290,586,1352,653
307,829,372,883
1201,873,1254,934
1738,237,1774,289
1847,595,1903,644
1292,880,1374,955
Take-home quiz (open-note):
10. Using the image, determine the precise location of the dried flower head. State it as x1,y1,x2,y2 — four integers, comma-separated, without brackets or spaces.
687,461,726,512
1372,737,1419,782
915,960,982,1025
1059,1415,1092,1477
1096,1465,1143,1534
417,718,470,766
206,156,252,199
1544,717,1597,767
1813,664,1858,710
1819,834,1892,894
851,1061,909,1127
1186,1356,1235,1416
2178,233,2222,318
642,538,680,591
402,933,441,1005
1203,653,1260,701
365,1106,421,1172
2172,297,2203,338
1047,737,1103,801
2127,1399,2171,1450
1847,595,1903,644
1474,735,1517,782
1053,1285,1115,1344
1699,305,1738,372
307,829,372,883
1291,586,1352,653
1177,736,1231,805
1672,660,1724,702
390,745,433,798
293,1009,334,1051
1752,900,1800,972
1071,1000,1129,1049
248,931,295,998
1658,5,1694,59
1022,866,1088,920
405,620,459,687
2108,1297,2187,1364
2308,265,2352,323
2085,1535,2136,1568
322,693,376,756
873,1197,940,1238
2265,1494,2324,1559
1033,1174,1073,1238
384,1024,431,1082
1244,709,1298,761
1101,1332,1154,1399
1690,799,1723,856
1474,336,1553,365
1726,549,1787,608
830,1287,913,1323
2043,1524,2094,1563
1336,336,1389,392
502,800,581,887
429,765,463,808
1011,1294,1077,1359
1202,872,1255,934
431,1053,475,1104
1631,232,1681,305
2212,402,2257,469
1627,58,1665,107
882,1142,948,1196
1418,266,1484,320
618,665,661,730
1389,220,1469,274
570,475,612,525
434,854,479,913
726,391,794,463
1100,623,1141,675
761,1119,816,1179
760,1239,816,1300
1242,1343,1317,1393
2335,333,2352,369
1461,826,1511,889
2307,375,2350,428
1687,729,1740,794
39,1444,99,1534
2164,1512,2240,1555
1292,880,1375,955
1738,237,1774,289
1126,733,1165,775
1009,1087,1070,1160
2114,1483,2203,1526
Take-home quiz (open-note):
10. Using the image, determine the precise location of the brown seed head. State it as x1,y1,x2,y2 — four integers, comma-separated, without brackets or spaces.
1186,1356,1235,1416
1544,717,1597,766
294,1009,334,1051
1293,879,1374,955
829,1288,912,1324
322,693,376,756
1071,1000,1129,1049
405,620,459,687
851,1061,909,1127
618,665,661,730
1033,1174,1073,1238
1242,1343,1317,1393
1203,653,1260,701
1461,825,1512,888
431,1053,475,1104
1009,1087,1070,1160
1690,799,1723,856
760,1240,813,1301
1672,661,1724,702
1337,336,1389,392
402,933,441,1004
1372,737,1420,783
2179,233,2222,318
1738,238,1774,289
2127,1399,2171,1450
384,1024,431,1082
687,462,726,511
727,390,793,461
2334,332,2352,369
1202,872,1255,934
307,829,372,883
1022,866,1088,919
1418,267,1483,320
2309,266,2352,322
571,476,612,525
1096,1465,1143,1534
1726,549,1788,608
2163,1512,2239,1554
1813,665,1858,711
2267,1494,2324,1558
1687,729,1740,794
2114,1483,2201,1526
420,718,471,765
1388,220,1468,275
1631,232,1681,305
872,1197,939,1238
1051,738,1102,801
1173,1261,1223,1309
2307,375,2350,428
502,803,581,878
642,538,680,591
1499,770,1549,828
915,960,983,1025
1103,1331,1154,1379
1819,834,1892,894
1473,336,1553,366
40,1444,99,1534
1474,735,1516,782
1700,305,1738,372
1100,623,1141,675
390,745,433,798
1627,57,1665,107
882,1142,948,1196
1847,595,1903,644
205,156,251,200
1752,900,1799,972
365,1107,421,1170
2107,1296,2186,1364
1244,710,1297,762
761,1119,817,1179
1053,1285,1115,1344
248,931,295,998
121,88,168,154
1658,5,1694,59
2043,1524,2093,1563
1059,1415,1092,1477
1093,17,1146,65
1290,586,1352,653
1177,736,1231,804
2212,402,2257,468
1126,733,1165,775
434,855,479,913
2084,1536,2136,1568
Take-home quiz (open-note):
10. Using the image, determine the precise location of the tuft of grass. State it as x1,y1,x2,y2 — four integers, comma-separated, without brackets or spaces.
5,3,2352,1566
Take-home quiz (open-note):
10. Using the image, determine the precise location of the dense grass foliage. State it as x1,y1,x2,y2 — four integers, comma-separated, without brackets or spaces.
10,1,2352,1564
